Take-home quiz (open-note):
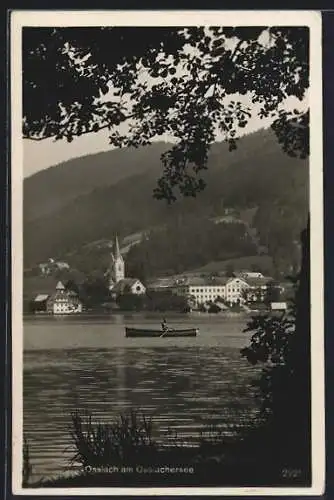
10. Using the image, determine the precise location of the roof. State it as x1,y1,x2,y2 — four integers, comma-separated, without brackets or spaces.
49,290,82,302
56,281,65,290
243,272,264,278
234,271,264,278
34,294,49,302
180,277,230,287
244,277,274,287
147,278,176,289
112,278,142,294
226,276,249,285
215,300,229,310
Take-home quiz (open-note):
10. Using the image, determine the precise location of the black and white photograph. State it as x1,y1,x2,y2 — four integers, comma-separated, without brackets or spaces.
11,10,324,495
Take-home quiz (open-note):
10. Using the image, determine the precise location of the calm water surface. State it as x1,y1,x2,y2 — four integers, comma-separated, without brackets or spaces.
23,313,262,482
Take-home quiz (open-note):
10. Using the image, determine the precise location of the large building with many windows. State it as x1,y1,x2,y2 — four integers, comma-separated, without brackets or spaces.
173,274,276,307
173,276,251,306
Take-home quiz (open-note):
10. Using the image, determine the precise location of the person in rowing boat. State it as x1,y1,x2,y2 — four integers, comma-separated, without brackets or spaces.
161,318,169,333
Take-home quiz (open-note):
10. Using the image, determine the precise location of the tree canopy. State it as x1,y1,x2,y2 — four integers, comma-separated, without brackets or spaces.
23,26,309,201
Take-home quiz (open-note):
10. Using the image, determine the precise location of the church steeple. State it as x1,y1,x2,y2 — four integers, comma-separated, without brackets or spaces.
114,234,121,260
108,234,125,289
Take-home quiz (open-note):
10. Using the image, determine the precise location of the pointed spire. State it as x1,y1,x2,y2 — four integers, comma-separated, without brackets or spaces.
114,234,121,259
56,281,65,290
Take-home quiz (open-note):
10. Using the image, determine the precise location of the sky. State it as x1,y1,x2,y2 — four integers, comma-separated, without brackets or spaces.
23,93,307,178
22,24,308,178
23,118,262,177
24,129,114,177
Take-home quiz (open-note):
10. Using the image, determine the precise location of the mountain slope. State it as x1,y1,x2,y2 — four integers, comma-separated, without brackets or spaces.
24,128,300,222
24,142,170,221
23,128,309,274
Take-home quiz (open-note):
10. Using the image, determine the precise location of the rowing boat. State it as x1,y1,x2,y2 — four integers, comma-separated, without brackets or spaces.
125,327,198,338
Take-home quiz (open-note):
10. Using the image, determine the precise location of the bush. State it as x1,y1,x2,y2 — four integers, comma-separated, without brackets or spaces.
116,293,146,311
68,410,158,468
240,273,311,474
208,303,221,314
146,291,188,312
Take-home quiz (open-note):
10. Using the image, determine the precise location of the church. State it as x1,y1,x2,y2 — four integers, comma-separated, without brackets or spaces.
107,235,146,298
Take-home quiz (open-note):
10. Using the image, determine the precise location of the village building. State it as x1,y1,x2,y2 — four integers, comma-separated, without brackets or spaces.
46,281,83,314
33,293,50,312
32,281,83,314
224,276,250,303
38,258,70,275
234,271,264,279
111,278,146,299
242,276,278,303
107,235,146,298
169,273,278,308
173,277,231,306
270,301,287,312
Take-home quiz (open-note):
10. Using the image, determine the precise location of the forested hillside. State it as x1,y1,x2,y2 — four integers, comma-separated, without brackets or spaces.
24,128,308,278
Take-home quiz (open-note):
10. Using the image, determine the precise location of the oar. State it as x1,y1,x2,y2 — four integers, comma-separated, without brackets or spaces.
160,327,175,338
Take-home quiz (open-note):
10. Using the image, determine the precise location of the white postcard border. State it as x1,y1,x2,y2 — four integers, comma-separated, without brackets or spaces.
11,10,325,496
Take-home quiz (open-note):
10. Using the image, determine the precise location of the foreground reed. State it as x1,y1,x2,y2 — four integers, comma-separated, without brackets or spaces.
68,409,158,468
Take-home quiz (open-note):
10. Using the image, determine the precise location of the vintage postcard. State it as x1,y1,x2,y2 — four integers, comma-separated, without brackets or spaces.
11,9,325,496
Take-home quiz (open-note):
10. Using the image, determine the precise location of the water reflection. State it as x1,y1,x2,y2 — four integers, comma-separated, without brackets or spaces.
23,315,261,482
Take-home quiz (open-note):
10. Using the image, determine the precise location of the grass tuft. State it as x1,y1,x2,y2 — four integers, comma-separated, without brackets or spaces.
68,409,158,467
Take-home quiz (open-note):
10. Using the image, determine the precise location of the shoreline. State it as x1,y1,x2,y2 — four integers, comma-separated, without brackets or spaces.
23,310,253,319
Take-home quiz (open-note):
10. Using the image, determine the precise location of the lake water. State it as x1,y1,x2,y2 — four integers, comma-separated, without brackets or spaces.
23,313,262,483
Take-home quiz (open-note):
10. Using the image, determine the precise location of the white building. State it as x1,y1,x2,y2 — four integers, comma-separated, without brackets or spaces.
46,281,83,315
174,277,224,304
174,276,250,307
38,259,70,275
173,275,276,307
225,277,250,303
111,278,146,298
270,302,287,311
